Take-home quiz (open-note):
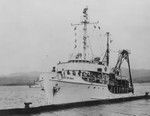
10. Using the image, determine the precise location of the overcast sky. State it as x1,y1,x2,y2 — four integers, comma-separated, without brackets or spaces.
0,0,150,74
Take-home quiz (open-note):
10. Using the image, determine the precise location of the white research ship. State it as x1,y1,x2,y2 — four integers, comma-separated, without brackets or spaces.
42,7,134,105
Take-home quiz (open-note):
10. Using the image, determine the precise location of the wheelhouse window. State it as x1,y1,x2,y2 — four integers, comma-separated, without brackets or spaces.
72,70,76,76
97,68,102,72
67,70,70,75
78,70,81,76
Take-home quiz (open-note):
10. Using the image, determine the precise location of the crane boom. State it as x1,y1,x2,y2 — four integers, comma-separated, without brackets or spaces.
113,49,134,93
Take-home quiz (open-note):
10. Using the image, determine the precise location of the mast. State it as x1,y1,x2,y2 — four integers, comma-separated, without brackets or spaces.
102,32,110,66
71,7,99,60
82,7,88,59
106,32,110,66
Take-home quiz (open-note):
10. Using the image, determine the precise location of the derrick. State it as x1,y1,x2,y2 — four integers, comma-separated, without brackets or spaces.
112,49,134,93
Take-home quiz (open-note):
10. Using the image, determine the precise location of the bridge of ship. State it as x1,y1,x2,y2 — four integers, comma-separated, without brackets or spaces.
55,60,110,84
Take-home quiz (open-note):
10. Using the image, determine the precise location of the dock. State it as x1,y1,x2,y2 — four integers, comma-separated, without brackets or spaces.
0,93,149,115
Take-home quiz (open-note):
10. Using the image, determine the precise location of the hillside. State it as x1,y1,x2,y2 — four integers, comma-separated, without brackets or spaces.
131,69,150,83
0,72,40,86
121,68,150,83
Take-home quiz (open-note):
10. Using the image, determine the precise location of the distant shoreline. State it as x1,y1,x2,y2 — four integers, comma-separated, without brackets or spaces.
0,84,33,86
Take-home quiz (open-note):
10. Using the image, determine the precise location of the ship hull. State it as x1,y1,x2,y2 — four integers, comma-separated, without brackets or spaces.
44,79,134,105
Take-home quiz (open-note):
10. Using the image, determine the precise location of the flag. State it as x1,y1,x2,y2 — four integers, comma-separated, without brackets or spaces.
74,45,77,48
83,7,88,14
74,27,77,30
75,33,77,36
74,39,77,48
110,39,113,43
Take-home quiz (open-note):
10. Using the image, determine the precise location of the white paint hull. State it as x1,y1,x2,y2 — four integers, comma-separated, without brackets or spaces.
43,78,134,105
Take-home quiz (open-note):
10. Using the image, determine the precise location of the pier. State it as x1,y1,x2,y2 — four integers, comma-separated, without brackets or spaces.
0,93,149,115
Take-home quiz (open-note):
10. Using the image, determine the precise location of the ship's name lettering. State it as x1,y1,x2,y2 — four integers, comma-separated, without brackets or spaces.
62,76,74,80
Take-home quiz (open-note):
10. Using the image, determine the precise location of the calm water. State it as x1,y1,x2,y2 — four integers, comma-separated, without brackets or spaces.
0,83,150,116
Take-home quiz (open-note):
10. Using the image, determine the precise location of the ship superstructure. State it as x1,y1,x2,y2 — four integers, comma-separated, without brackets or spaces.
42,7,134,105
